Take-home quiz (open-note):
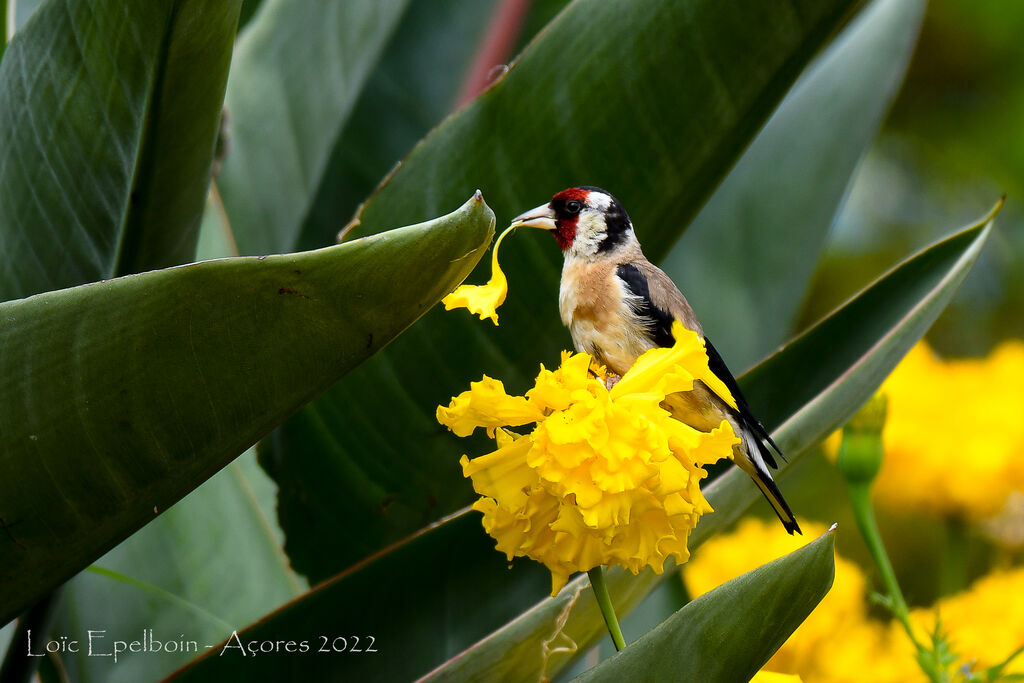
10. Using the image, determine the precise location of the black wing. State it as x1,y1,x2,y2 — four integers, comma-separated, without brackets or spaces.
615,263,675,347
615,263,782,465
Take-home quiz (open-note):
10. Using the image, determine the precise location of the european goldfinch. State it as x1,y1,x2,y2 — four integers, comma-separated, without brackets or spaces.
512,186,800,534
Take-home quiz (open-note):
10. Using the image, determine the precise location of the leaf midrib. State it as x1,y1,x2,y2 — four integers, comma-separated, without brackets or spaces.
110,0,178,278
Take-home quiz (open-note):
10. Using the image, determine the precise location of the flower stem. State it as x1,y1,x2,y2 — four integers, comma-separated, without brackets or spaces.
846,482,923,651
588,566,626,652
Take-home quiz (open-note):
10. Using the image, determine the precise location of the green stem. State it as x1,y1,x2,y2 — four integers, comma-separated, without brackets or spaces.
588,566,626,652
847,482,923,652
988,642,1024,680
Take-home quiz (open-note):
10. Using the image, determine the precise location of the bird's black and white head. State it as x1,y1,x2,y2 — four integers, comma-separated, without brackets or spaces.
511,186,636,259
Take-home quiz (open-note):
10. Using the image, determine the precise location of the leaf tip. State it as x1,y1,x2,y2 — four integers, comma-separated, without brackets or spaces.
460,191,496,237
984,194,1006,225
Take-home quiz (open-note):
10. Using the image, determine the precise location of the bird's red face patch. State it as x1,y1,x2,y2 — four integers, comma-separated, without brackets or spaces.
549,187,590,251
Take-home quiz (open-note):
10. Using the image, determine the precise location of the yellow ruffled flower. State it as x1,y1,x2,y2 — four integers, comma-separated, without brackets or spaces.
441,225,516,325
438,323,739,595
824,340,1024,519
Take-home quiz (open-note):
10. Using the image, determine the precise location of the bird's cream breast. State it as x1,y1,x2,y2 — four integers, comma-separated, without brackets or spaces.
559,259,653,374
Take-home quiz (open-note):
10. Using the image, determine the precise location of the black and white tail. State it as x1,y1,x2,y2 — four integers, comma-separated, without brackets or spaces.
739,428,801,535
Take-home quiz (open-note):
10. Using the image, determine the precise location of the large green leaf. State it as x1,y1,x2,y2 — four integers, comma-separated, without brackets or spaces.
50,453,303,683
292,0,499,252
0,0,240,300
345,0,862,253
43,199,306,683
168,510,551,683
0,194,494,625
168,204,999,683
663,0,925,370
217,0,409,255
263,0,862,585
571,530,836,683
0,1,245,669
417,204,997,683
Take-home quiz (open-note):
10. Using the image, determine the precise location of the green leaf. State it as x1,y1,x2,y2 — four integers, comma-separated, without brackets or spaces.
0,193,494,625
263,0,862,585
44,192,303,682
292,0,499,252
52,453,304,682
216,0,409,255
742,200,1000,453
416,203,998,683
0,2,7,62
0,0,241,300
238,0,263,30
169,203,1000,683
167,510,552,683
663,0,926,370
346,0,862,255
570,530,836,683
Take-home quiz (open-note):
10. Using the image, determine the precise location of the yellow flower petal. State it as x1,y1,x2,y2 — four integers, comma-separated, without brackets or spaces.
437,375,544,437
460,436,537,509
611,322,738,411
441,224,516,325
438,329,739,595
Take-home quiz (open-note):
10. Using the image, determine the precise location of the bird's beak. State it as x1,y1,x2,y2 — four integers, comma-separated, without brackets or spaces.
510,203,557,231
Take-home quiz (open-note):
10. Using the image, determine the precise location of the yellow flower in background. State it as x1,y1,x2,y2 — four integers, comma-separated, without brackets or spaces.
812,620,921,683
438,323,739,595
442,225,516,325
751,673,804,683
825,340,1024,519
685,518,1024,682
878,340,1024,518
906,567,1024,678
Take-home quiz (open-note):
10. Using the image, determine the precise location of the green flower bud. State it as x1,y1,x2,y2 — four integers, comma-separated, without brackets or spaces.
836,393,888,485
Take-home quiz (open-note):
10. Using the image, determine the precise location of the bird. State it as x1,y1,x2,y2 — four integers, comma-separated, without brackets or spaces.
510,185,800,535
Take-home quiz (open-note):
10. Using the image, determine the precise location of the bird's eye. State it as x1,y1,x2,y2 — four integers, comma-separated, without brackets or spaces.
566,200,582,214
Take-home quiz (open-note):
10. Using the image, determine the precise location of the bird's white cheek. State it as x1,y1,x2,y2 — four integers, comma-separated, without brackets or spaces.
569,215,606,259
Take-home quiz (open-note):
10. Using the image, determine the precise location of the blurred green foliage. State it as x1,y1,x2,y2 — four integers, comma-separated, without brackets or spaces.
790,0,1024,618
800,0,1024,356
1,0,1020,680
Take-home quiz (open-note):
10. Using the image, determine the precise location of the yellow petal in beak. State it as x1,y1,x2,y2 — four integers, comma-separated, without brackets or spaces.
442,224,517,325
443,204,557,325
